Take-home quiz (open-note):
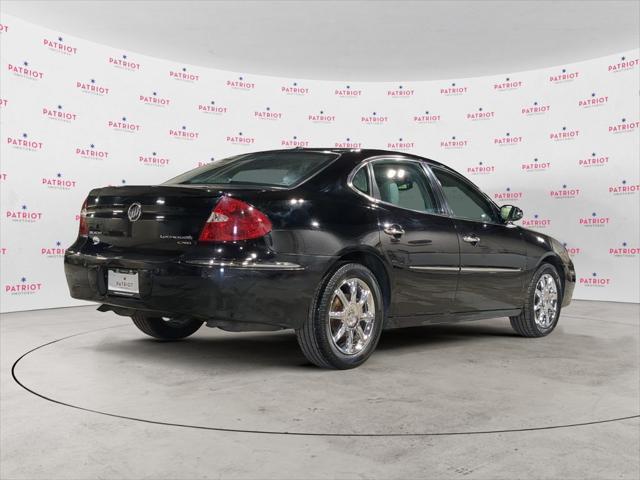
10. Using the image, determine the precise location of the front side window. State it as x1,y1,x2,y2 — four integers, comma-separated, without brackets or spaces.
371,161,439,214
165,151,338,188
432,167,500,223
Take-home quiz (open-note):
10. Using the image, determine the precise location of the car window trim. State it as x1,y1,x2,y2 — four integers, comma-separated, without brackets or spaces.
348,155,449,217
428,165,506,225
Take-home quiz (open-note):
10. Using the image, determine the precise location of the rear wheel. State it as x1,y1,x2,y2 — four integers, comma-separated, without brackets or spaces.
296,263,384,369
131,313,203,340
510,263,562,337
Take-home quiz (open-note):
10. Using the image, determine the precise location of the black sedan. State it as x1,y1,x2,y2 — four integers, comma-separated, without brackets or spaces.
64,148,575,369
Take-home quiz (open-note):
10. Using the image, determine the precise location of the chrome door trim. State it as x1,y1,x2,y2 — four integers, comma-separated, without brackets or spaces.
409,266,522,273
409,266,460,272
460,267,522,273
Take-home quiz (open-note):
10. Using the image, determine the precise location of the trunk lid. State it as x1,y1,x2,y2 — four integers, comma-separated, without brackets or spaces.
85,185,222,252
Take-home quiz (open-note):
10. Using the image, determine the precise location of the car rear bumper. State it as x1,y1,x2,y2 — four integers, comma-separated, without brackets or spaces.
64,249,332,330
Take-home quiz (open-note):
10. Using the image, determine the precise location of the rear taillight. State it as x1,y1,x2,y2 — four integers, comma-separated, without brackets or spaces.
198,196,272,242
78,198,88,237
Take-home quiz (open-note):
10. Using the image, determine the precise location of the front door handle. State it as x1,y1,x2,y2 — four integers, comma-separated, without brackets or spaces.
463,235,480,245
383,224,405,237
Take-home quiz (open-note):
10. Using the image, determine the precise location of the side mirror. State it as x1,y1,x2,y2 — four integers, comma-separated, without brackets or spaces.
500,205,523,222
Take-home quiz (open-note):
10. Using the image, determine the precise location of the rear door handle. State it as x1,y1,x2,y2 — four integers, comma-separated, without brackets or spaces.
383,224,405,237
463,235,480,245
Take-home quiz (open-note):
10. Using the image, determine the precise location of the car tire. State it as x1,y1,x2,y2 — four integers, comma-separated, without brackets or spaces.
510,263,563,337
296,263,384,369
131,313,203,340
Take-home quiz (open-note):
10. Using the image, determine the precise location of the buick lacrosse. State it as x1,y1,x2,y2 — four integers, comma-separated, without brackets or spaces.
65,149,575,369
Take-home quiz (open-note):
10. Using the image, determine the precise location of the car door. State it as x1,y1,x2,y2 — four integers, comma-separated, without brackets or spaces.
430,166,526,312
366,158,460,318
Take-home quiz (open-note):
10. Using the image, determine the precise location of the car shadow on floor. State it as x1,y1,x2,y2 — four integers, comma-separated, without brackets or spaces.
93,318,521,370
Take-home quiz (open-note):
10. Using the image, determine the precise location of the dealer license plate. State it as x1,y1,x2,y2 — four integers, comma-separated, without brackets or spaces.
107,269,139,295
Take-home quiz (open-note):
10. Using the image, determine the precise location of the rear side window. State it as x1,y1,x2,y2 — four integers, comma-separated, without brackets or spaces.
166,151,339,188
371,161,439,213
351,166,370,195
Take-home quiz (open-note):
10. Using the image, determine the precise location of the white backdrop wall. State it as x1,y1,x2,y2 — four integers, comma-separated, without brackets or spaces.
1,15,638,312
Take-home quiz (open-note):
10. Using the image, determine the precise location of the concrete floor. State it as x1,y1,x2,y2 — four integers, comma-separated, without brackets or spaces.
1,300,638,479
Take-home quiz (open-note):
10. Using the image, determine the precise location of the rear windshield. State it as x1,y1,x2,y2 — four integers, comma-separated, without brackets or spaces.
165,151,339,188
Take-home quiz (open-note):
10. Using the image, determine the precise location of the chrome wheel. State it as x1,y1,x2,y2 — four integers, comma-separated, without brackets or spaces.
328,277,376,355
534,273,558,329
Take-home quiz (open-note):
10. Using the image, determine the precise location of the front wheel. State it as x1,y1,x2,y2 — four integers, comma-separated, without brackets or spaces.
510,263,562,337
296,263,384,369
131,313,203,340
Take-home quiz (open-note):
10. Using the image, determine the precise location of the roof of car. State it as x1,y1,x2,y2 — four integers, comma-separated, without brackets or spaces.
252,147,448,168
